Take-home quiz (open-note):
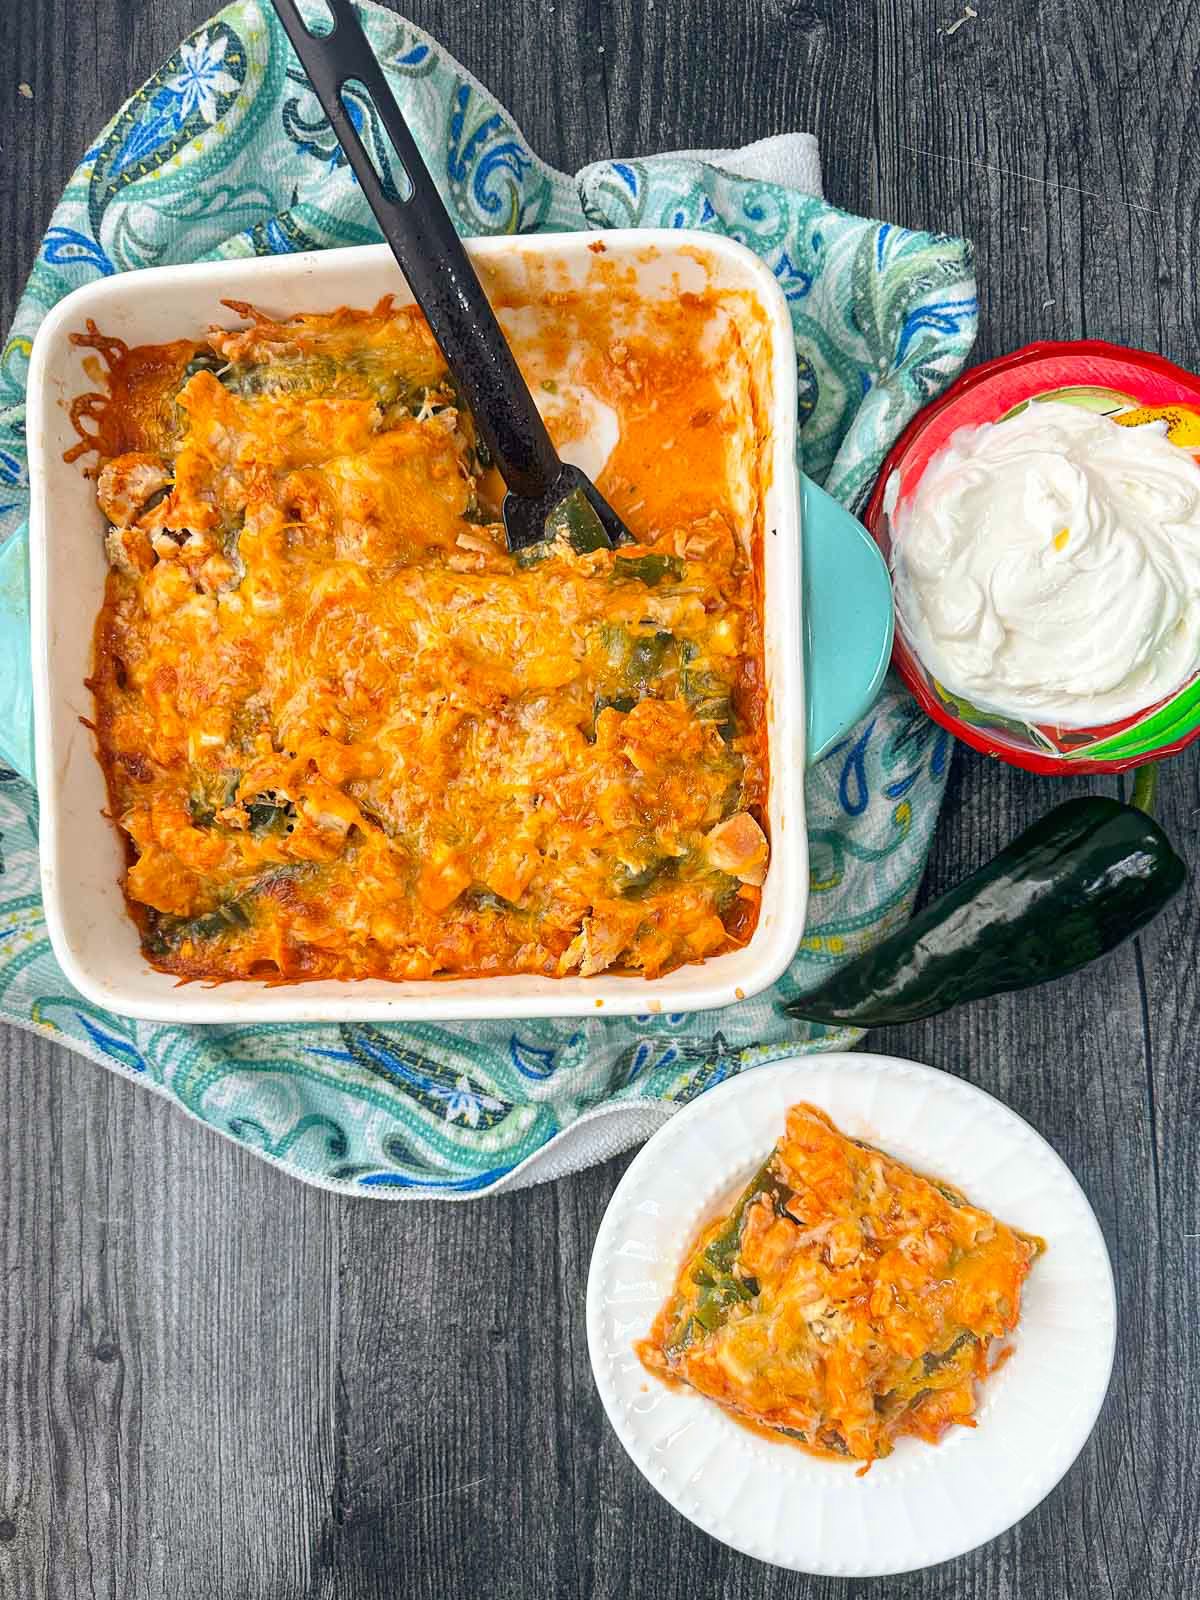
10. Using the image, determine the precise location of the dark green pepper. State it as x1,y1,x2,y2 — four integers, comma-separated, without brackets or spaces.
221,355,340,398
246,792,295,835
464,886,517,914
147,896,251,955
627,630,676,689
180,349,225,383
612,552,683,586
514,541,551,570
343,355,454,412
183,900,252,942
515,488,613,567
594,691,636,720
785,796,1186,1027
615,855,678,897
144,863,314,958
188,796,217,829
680,660,735,737
586,691,637,742
543,487,611,553
462,491,499,527
665,1155,794,1355
187,771,240,829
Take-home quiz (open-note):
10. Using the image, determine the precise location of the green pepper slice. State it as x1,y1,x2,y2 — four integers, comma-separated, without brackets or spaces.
612,552,683,586
681,661,735,736
664,1155,795,1355
180,349,225,383
245,793,295,835
147,896,251,955
615,856,678,898
544,487,611,553
627,630,676,689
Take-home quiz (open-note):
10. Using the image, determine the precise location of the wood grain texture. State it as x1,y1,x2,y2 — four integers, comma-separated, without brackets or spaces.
0,1026,341,1600
2,0,1199,1595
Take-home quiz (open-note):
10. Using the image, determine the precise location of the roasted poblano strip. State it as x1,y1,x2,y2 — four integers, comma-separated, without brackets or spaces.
344,352,455,412
187,771,240,829
181,349,226,383
146,896,251,955
219,355,339,399
592,624,680,703
465,886,517,914
594,691,637,719
921,1328,978,1374
144,861,315,955
514,541,551,570
615,855,679,898
612,552,684,586
544,487,611,553
513,491,608,568
245,792,296,835
463,491,500,527
682,665,735,735
184,344,456,414
188,797,217,829
664,1155,795,1355
627,630,677,688
584,691,638,743
874,1330,980,1428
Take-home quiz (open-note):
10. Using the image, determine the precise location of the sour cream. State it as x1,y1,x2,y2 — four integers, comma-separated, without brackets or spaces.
889,400,1200,727
535,382,621,485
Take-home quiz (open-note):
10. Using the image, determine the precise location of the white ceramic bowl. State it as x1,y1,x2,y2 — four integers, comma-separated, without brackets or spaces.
27,231,806,1022
586,1054,1117,1576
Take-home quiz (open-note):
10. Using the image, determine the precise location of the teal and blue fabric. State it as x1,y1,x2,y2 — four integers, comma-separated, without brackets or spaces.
0,1,975,1194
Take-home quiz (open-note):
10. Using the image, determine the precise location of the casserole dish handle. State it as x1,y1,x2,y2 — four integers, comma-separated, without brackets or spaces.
0,525,34,784
802,474,894,764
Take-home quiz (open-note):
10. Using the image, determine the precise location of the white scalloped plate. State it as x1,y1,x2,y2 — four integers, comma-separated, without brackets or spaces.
585,1053,1117,1577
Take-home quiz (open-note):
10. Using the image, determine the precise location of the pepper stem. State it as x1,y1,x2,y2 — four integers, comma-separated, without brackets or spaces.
1130,762,1160,817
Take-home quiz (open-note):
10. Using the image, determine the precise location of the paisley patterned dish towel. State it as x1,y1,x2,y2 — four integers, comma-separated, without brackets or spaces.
0,1,976,1196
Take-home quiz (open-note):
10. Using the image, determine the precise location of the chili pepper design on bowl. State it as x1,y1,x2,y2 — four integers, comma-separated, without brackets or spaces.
867,340,1200,774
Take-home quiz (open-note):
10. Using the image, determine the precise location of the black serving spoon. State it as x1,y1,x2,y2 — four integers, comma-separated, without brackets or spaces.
271,0,634,555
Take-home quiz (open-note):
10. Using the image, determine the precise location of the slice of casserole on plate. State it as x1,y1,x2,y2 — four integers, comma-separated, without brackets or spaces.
638,1102,1044,1469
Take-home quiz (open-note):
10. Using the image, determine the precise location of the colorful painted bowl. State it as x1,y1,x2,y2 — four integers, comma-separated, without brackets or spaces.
866,340,1200,774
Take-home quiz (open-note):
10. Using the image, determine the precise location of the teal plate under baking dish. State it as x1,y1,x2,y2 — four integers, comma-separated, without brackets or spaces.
0,469,892,783
801,473,894,761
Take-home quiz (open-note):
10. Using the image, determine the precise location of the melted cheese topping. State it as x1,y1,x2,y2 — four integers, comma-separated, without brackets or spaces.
79,294,769,982
638,1104,1042,1467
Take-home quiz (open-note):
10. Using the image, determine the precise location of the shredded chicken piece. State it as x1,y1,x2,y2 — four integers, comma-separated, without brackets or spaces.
97,452,170,528
455,527,502,556
703,811,768,884
674,510,737,567
104,525,152,577
559,912,630,977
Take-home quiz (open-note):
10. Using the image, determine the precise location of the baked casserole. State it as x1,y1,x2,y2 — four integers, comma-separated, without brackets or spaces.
74,290,769,983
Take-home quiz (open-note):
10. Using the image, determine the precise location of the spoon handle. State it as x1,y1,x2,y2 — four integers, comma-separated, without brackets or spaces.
271,0,560,499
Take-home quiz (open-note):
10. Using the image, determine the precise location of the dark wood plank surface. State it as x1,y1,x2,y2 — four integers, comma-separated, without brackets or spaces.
2,1,1198,1595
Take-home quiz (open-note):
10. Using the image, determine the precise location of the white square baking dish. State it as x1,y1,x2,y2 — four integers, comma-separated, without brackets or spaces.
27,229,806,1022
